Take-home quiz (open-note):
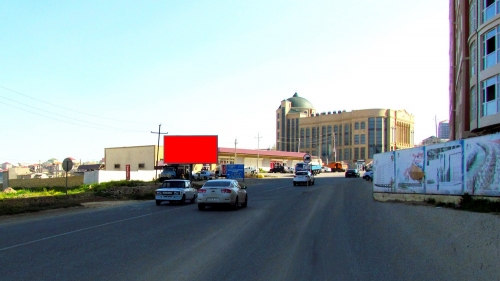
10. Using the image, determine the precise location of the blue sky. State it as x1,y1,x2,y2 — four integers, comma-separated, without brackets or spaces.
0,0,450,164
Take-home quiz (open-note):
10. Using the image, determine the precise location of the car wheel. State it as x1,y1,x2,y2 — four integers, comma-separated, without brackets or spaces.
155,200,161,206
293,182,296,186
198,204,205,211
190,193,197,203
312,180,315,185
242,195,248,208
233,196,239,210
179,195,185,205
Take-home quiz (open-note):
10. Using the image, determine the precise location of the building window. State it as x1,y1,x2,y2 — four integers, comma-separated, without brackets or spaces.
354,148,359,160
312,127,317,148
300,128,305,148
138,163,145,169
471,86,477,120
338,149,342,161
114,164,120,169
277,112,280,119
344,148,350,161
360,121,365,130
360,147,366,159
471,0,478,32
471,41,477,77
354,122,359,130
360,134,366,144
354,135,359,144
482,0,500,23
482,26,500,69
481,75,499,116
344,124,350,146
306,128,311,148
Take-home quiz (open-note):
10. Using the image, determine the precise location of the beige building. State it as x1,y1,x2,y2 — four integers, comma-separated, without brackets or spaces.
276,93,415,166
105,145,304,173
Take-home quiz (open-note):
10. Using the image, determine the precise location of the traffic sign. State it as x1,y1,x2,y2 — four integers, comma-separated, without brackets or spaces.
62,158,73,172
303,154,311,163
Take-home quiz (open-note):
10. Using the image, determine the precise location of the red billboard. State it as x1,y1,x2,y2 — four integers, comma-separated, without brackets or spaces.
163,135,218,164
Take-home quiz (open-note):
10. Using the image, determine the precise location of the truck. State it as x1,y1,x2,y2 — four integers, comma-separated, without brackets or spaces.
215,164,227,178
310,160,322,175
325,162,348,172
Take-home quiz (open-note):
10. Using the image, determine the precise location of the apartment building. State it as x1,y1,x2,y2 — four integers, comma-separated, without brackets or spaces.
450,0,500,140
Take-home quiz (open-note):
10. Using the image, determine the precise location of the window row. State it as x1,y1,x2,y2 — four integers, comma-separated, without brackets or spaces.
469,0,500,31
472,74,500,118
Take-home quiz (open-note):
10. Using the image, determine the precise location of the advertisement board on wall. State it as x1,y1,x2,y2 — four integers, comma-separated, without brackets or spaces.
425,140,463,195
395,147,425,193
373,151,395,192
163,135,218,164
463,133,500,196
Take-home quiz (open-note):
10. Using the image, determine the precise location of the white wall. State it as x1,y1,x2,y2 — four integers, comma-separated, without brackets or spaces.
84,170,158,184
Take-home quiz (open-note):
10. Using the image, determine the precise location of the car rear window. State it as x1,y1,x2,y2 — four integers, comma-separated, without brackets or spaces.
296,171,308,175
203,181,232,187
161,181,186,188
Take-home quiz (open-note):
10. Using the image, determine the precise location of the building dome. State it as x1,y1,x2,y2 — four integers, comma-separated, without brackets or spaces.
286,92,314,109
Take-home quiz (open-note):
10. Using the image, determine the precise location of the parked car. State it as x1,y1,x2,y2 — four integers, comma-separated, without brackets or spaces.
363,170,373,181
196,170,214,180
155,179,197,205
345,169,360,178
244,166,257,175
269,165,286,173
285,166,294,173
293,170,315,186
197,179,248,210
159,166,177,182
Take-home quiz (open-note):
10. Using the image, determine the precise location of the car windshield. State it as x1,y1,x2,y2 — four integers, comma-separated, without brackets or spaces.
161,181,185,188
203,181,231,187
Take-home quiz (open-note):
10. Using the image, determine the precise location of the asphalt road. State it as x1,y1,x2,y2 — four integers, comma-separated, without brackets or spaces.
1,173,499,281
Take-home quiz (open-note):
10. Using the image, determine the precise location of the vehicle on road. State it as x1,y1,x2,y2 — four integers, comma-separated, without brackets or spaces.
363,170,373,181
293,170,315,186
285,166,294,173
321,166,331,173
345,169,360,178
155,179,197,205
197,179,248,210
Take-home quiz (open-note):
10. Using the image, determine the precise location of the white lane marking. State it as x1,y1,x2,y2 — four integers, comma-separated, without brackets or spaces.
0,205,190,252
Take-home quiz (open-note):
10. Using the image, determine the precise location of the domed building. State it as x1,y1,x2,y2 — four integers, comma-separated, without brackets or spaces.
276,92,415,168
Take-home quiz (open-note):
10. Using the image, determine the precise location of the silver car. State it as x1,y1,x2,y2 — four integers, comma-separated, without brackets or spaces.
197,179,248,210
155,179,197,205
293,170,315,186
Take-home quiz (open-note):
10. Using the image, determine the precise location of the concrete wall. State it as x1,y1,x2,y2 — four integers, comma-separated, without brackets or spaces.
84,170,157,184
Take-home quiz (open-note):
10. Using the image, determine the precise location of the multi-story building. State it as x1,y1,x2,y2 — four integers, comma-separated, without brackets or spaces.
450,0,500,140
276,93,415,166
438,120,450,139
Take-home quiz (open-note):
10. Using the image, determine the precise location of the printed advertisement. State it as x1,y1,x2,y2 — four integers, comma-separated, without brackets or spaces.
424,140,463,195
395,147,425,193
373,151,395,192
463,133,500,196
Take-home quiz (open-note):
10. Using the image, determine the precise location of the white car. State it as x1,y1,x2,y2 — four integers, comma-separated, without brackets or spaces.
293,171,315,186
197,179,248,210
155,179,197,205
196,170,214,180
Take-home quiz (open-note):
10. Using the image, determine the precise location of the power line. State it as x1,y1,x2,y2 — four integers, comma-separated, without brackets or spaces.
0,85,155,125
0,100,150,133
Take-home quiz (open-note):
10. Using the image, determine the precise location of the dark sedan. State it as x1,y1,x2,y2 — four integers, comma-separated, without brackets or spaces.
345,169,360,178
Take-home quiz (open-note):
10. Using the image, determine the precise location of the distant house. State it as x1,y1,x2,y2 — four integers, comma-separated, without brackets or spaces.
75,164,103,174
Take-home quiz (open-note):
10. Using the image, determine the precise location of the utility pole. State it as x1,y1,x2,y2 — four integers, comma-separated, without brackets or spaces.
255,133,262,172
151,124,168,185
234,138,238,164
